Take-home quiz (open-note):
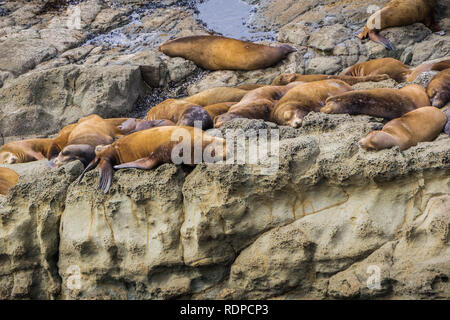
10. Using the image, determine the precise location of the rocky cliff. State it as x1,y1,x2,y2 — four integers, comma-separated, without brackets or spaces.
0,0,449,299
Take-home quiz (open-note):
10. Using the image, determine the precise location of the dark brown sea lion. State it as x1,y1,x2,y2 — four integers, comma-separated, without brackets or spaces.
184,87,249,106
271,80,353,128
427,69,450,108
0,167,19,195
359,106,447,151
271,73,390,86
321,84,430,119
145,99,213,129
77,126,228,193
159,35,296,71
358,0,438,50
52,114,122,167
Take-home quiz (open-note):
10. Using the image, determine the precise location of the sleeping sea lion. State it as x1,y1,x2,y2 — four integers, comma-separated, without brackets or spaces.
184,87,249,106
0,167,19,195
52,114,123,167
359,106,447,151
358,0,438,50
214,83,299,127
77,126,228,193
159,35,296,71
321,84,430,119
204,102,236,119
118,118,176,134
271,80,354,127
271,73,390,86
427,69,450,108
145,99,213,129
343,58,411,82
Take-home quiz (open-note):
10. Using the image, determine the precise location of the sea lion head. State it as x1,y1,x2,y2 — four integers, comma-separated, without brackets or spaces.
271,73,298,86
273,103,308,128
320,100,340,114
53,144,95,168
0,151,18,164
178,106,213,130
359,131,396,151
214,113,242,128
428,87,447,108
117,118,138,134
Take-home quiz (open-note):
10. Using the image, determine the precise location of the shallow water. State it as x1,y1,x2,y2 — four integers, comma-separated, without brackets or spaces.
196,0,276,41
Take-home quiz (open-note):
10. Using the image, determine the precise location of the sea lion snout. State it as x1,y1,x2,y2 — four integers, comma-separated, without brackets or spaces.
0,152,18,164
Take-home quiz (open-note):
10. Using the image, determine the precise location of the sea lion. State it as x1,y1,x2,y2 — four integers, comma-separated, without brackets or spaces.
145,99,213,129
271,80,353,128
236,84,267,90
359,107,447,151
343,58,411,82
358,0,438,50
427,69,450,108
159,35,296,71
52,114,122,168
0,167,19,195
271,73,390,86
118,118,176,134
77,126,228,193
184,87,249,106
321,84,430,119
0,123,78,164
204,102,236,119
444,109,450,135
214,84,299,127
0,138,57,164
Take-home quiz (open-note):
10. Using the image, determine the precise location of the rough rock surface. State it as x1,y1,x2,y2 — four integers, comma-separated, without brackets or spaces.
0,0,449,300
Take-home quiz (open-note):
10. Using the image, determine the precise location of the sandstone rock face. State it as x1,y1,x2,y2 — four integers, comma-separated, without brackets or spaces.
0,0,449,300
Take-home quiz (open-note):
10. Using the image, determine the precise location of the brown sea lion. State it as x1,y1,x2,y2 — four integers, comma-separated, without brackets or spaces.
118,118,176,134
214,84,299,127
444,109,450,135
236,84,267,90
427,69,450,108
145,99,213,129
0,167,19,195
343,58,411,82
159,35,296,71
359,107,447,151
0,123,78,164
204,102,236,119
321,84,430,119
52,114,122,167
271,80,353,128
358,0,438,50
271,73,390,86
184,87,249,106
77,126,228,193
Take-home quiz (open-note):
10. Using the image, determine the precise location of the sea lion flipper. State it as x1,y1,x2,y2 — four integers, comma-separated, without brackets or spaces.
99,160,113,194
113,157,159,170
368,31,395,51
76,158,100,184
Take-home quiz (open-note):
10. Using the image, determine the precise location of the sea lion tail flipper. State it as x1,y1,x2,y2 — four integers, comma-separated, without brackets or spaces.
76,158,100,184
368,31,395,51
113,157,159,170
98,160,113,194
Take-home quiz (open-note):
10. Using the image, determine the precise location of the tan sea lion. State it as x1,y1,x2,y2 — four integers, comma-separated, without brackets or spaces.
0,123,78,164
52,114,123,167
343,58,411,82
204,102,236,119
77,126,228,193
184,87,249,106
427,69,450,108
145,99,213,129
214,84,299,127
358,0,438,50
359,106,447,151
271,80,353,128
321,84,430,119
271,73,390,86
118,118,176,134
236,84,267,90
159,35,296,71
0,167,19,195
